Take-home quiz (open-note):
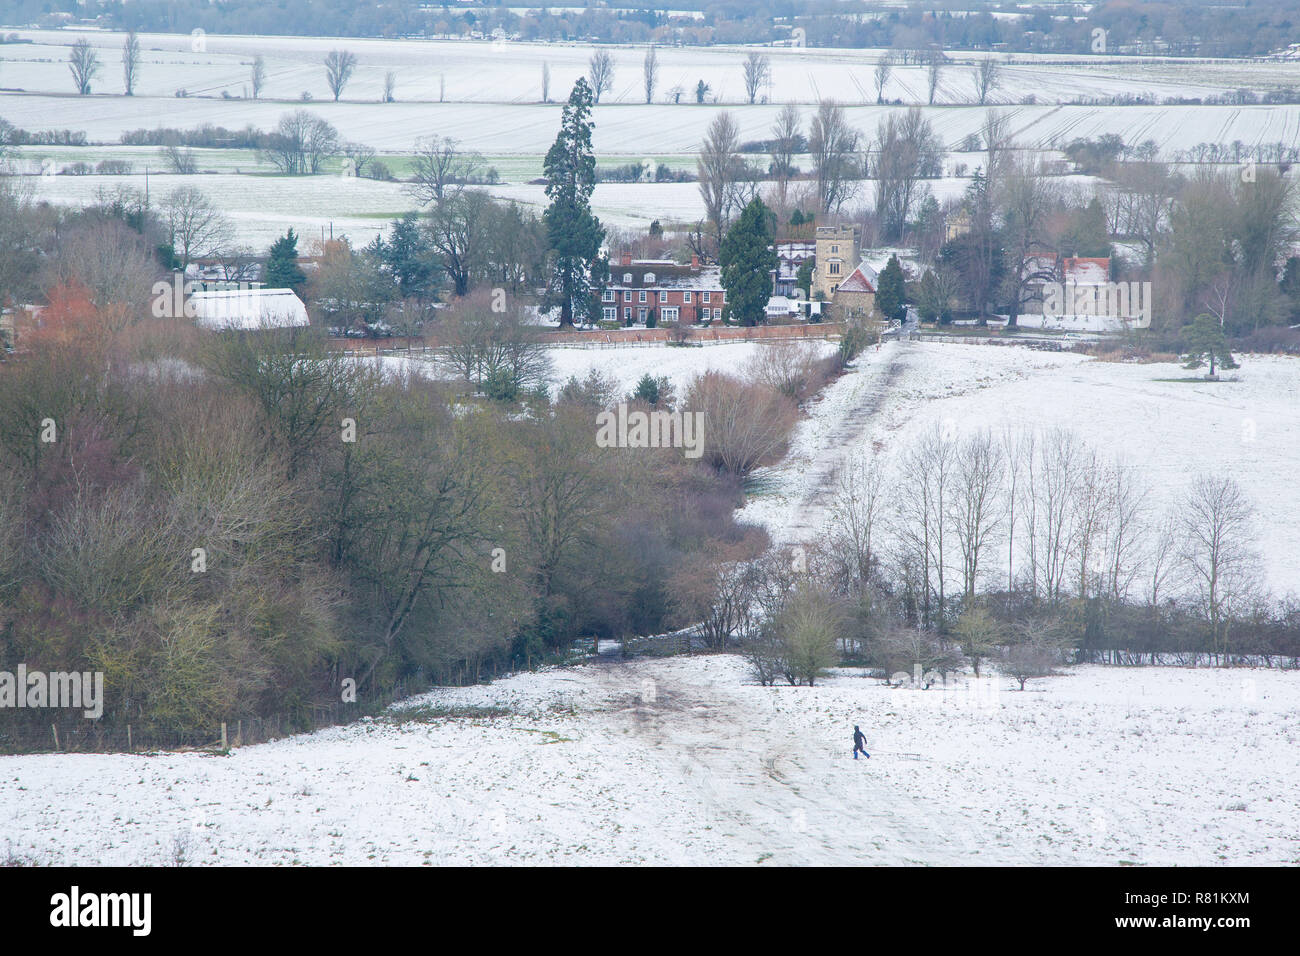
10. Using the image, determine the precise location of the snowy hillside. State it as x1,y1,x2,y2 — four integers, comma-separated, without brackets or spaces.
738,341,1300,596
4,655,1297,865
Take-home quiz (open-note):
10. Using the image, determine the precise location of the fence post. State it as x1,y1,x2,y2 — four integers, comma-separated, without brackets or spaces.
51,724,59,751
127,724,132,753
220,722,227,750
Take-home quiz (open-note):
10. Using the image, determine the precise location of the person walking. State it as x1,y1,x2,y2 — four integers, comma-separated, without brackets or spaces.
853,725,870,760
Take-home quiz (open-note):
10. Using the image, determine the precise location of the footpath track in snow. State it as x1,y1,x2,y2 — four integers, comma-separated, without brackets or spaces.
4,654,1298,865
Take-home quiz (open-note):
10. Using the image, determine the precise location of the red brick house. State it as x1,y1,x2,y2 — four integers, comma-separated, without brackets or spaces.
602,254,727,325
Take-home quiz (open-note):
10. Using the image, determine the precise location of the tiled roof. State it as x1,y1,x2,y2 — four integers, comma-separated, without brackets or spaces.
836,261,879,294
608,266,723,292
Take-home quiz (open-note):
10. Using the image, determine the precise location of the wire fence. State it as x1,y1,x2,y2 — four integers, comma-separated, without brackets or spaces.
0,679,427,756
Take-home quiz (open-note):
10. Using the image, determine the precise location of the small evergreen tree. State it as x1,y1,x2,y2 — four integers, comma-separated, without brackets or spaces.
630,373,674,408
876,254,906,322
719,197,778,327
795,260,813,299
265,229,306,292
1182,313,1239,378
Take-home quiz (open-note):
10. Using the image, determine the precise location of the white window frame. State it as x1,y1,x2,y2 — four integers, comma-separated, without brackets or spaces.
662,307,679,322
638,290,647,303
623,290,632,302
602,307,616,321
623,273,633,283
644,273,655,284
703,291,711,303
683,291,692,303
659,291,668,304
602,289,615,302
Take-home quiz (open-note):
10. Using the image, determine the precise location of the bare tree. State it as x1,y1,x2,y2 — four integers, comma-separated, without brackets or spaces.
69,37,100,95
675,557,759,651
1000,152,1060,328
261,110,339,174
973,57,1000,106
771,103,802,207
926,49,945,105
643,45,659,104
1028,429,1086,605
1142,512,1180,613
827,453,886,587
951,431,1005,602
1001,428,1033,595
251,55,266,99
161,143,197,174
684,371,799,478
161,185,233,271
324,49,357,102
122,31,140,96
873,52,893,104
745,340,822,400
980,109,1010,182
875,625,964,685
1100,461,1148,603
588,50,615,103
1179,474,1260,661
809,99,859,215
541,61,550,103
999,621,1066,690
383,70,396,102
897,425,958,630
408,135,483,206
342,141,376,178
743,52,771,105
697,112,744,249
873,107,943,242
1070,445,1111,601
424,188,495,297
45,220,157,330
213,245,262,284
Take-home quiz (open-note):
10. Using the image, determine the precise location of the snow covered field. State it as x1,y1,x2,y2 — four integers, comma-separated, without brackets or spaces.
3,31,1298,157
5,94,1297,157
6,30,1299,106
739,341,1300,596
4,654,1297,865
22,169,1102,249
543,339,837,398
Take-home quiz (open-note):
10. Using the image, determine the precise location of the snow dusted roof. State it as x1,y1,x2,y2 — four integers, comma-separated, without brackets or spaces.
1024,254,1112,283
190,288,310,331
837,261,879,294
1062,257,1110,283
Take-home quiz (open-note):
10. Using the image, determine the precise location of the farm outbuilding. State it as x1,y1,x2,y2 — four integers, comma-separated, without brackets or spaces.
189,288,309,331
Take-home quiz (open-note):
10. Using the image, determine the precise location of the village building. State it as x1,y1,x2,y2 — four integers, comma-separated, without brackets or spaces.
830,261,879,321
944,209,972,244
811,224,859,300
1020,254,1150,327
771,239,815,297
189,288,311,330
602,254,727,325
